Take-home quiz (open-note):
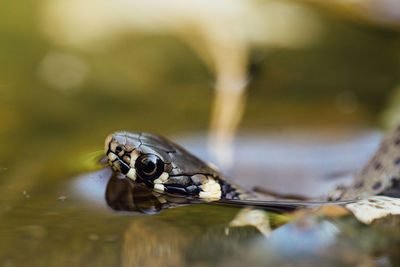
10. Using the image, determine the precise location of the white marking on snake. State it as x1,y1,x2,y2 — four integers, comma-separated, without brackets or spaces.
199,179,221,199
154,173,168,184
154,184,165,192
153,178,162,184
126,168,136,181
159,172,169,181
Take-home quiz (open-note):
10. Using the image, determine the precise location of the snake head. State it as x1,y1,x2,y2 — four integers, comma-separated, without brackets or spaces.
104,131,227,199
105,132,171,185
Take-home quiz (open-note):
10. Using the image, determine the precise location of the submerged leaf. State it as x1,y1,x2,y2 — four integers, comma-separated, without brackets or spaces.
229,208,292,237
229,208,272,237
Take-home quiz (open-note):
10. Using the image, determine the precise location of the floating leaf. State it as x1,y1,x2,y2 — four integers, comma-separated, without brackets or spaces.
345,196,400,224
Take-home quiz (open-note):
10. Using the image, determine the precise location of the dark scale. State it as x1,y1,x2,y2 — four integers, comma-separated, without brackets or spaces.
165,185,187,195
379,177,400,198
165,175,191,185
372,181,382,190
119,160,130,175
115,146,123,154
354,181,364,189
394,158,400,165
216,177,240,200
186,185,200,195
374,162,382,170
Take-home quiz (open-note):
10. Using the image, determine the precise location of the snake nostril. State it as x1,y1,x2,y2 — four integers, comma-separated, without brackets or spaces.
115,146,123,154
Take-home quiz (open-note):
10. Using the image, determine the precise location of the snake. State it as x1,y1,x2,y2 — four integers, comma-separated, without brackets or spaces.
105,132,252,201
105,128,400,203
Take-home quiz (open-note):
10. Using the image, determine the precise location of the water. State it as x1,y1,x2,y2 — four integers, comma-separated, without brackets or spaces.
1,180,399,266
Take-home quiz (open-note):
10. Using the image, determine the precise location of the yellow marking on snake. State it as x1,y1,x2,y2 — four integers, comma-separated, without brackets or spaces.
110,141,118,153
108,153,117,161
105,134,113,152
129,150,140,167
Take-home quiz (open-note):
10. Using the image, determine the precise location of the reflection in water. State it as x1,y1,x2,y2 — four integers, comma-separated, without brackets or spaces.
103,170,353,215
118,205,346,266
105,174,190,214
265,218,339,256
102,170,391,266
122,219,190,267
0,165,395,266
101,173,280,266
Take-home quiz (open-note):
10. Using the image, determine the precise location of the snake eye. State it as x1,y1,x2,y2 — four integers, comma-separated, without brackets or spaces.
135,154,164,181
